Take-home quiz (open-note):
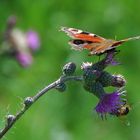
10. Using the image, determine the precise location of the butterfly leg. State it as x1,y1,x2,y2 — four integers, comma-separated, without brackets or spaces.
105,48,120,56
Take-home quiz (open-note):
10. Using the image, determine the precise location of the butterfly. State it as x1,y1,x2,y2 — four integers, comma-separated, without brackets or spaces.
61,27,140,55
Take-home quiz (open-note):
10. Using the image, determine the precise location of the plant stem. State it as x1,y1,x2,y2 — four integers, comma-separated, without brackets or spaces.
0,75,83,139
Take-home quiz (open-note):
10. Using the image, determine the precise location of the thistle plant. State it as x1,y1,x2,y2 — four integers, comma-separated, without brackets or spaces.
0,49,129,138
0,21,131,138
0,16,40,67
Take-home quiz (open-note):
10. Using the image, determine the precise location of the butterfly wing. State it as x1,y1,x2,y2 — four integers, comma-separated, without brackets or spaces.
61,27,105,42
89,38,132,55
61,27,106,52
69,39,101,52
110,35,140,49
61,27,140,55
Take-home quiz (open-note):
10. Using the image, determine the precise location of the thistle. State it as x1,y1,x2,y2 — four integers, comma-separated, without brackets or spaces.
1,16,40,67
81,51,128,118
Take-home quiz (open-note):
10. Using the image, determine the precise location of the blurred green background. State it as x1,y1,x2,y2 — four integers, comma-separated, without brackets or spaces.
0,0,140,140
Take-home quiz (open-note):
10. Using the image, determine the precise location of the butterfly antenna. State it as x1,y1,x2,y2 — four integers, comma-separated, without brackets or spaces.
60,26,68,32
121,36,140,42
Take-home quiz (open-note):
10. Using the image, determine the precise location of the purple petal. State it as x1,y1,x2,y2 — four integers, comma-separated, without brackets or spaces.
95,91,124,117
105,51,120,66
26,31,40,51
16,52,33,67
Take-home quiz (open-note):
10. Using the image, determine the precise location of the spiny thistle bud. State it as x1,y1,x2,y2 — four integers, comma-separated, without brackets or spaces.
84,82,105,98
111,74,126,87
56,83,66,92
91,60,106,71
98,71,113,87
81,62,92,70
24,97,33,107
81,61,104,72
82,62,101,84
99,72,126,88
7,115,15,126
63,62,76,75
83,69,101,84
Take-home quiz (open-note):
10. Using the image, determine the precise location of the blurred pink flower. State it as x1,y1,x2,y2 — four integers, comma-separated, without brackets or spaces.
26,31,40,51
2,16,41,68
16,52,33,67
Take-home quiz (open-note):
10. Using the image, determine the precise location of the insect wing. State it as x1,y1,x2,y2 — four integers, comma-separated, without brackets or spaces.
61,27,105,43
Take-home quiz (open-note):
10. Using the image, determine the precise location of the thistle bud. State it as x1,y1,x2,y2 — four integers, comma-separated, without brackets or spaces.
84,82,105,98
111,75,126,87
98,71,113,87
63,62,76,75
82,62,101,84
99,72,126,88
83,69,101,84
7,115,15,126
24,97,33,107
56,83,66,92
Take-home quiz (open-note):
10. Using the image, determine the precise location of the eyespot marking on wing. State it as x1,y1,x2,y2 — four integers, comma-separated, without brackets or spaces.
73,40,85,45
61,27,105,42
68,39,89,51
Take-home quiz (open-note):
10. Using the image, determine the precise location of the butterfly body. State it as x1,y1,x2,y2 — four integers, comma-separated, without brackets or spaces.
61,27,140,55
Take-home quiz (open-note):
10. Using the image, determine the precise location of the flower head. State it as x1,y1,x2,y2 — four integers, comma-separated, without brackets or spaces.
105,51,120,66
95,90,125,119
90,51,119,71
26,31,40,51
16,52,33,67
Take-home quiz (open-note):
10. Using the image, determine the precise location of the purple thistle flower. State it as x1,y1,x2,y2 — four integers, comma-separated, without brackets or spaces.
26,31,40,51
16,52,33,67
90,51,119,71
105,51,120,66
95,90,125,118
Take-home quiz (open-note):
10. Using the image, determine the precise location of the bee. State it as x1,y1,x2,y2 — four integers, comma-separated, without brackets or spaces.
113,102,131,126
109,101,131,117
115,103,131,117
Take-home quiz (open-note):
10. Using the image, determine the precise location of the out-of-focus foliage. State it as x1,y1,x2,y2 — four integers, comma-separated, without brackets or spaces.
0,0,140,140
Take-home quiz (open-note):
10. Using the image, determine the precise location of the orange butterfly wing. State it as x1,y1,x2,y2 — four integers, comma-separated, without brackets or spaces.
61,27,140,55
61,27,105,43
61,27,107,53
